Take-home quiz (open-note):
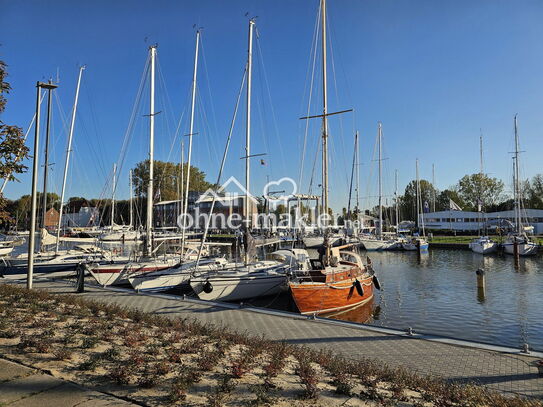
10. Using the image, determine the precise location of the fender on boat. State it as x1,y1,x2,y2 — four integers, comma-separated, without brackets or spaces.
372,275,381,290
354,279,364,297
203,280,213,293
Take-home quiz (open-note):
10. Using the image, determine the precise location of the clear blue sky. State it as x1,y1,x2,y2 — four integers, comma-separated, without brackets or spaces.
2,0,542,212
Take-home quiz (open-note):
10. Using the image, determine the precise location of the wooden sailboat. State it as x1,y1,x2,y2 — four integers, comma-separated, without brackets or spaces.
288,0,378,315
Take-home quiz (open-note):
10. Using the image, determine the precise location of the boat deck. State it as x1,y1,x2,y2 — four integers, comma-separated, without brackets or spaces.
2,278,542,398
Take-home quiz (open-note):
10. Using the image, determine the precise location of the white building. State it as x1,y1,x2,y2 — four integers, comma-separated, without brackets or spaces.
421,209,543,234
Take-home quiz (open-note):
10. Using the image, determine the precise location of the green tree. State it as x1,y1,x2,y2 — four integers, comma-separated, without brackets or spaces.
0,60,29,222
400,180,436,221
527,174,543,209
456,173,504,211
132,160,215,201
436,189,465,211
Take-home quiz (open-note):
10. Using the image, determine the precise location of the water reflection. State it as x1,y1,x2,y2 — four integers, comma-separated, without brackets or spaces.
325,297,377,324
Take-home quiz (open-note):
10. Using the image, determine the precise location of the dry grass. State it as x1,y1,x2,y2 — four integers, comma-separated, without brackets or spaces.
0,283,540,407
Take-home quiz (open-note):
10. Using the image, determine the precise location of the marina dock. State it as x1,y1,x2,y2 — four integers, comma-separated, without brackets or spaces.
4,278,542,399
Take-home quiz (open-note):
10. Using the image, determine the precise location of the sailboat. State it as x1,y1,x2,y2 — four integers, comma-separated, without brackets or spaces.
502,115,537,256
99,167,140,242
187,20,290,302
386,169,407,250
402,159,429,251
88,46,182,286
1,68,118,278
360,122,394,251
286,0,378,315
469,132,498,254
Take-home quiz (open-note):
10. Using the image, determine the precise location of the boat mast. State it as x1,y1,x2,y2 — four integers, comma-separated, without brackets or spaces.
432,163,436,212
146,45,156,255
321,0,329,224
395,169,399,232
513,114,521,234
377,122,383,238
40,80,54,251
111,163,116,227
55,66,84,253
243,19,255,264
180,30,200,257
416,158,425,237
347,133,357,220
355,130,360,223
129,169,133,229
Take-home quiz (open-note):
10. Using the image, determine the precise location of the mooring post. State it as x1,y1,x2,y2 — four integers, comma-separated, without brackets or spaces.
76,263,85,293
476,268,486,302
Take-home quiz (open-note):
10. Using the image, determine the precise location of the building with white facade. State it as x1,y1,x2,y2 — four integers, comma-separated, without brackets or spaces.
421,209,543,234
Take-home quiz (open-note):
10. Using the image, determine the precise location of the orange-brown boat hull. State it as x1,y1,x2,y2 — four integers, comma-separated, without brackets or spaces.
289,275,374,315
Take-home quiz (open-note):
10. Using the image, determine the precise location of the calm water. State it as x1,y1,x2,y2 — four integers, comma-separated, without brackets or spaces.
262,249,543,352
9,240,543,351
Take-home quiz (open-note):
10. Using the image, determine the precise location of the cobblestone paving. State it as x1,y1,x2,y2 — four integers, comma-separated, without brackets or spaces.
6,279,543,398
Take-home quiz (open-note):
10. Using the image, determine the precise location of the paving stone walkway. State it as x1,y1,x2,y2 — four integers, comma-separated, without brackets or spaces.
3,279,543,399
0,357,136,406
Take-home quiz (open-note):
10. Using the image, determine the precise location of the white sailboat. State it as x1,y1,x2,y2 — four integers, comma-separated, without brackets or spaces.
469,236,498,254
99,167,139,242
360,123,394,251
469,132,498,254
88,46,182,286
1,67,115,277
403,159,429,251
188,20,289,302
503,115,537,256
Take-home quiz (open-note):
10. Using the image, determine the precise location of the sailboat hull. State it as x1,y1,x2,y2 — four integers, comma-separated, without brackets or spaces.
290,273,374,315
303,236,341,249
89,258,178,287
469,241,498,254
503,242,538,256
359,238,389,251
190,264,288,302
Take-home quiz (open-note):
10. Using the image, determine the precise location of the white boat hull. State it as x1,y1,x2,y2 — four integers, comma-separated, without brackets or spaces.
0,246,14,257
360,238,389,251
128,258,227,293
469,241,498,254
302,236,340,249
503,242,538,256
190,262,288,302
89,257,177,286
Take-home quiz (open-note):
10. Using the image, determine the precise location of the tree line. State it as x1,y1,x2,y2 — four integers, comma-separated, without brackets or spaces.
355,173,543,225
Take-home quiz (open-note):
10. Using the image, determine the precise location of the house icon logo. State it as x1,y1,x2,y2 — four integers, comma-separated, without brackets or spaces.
197,176,259,205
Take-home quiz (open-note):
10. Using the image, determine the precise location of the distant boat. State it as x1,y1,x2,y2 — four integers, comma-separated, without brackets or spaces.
503,115,538,257
403,159,428,251
469,236,498,254
302,234,341,249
